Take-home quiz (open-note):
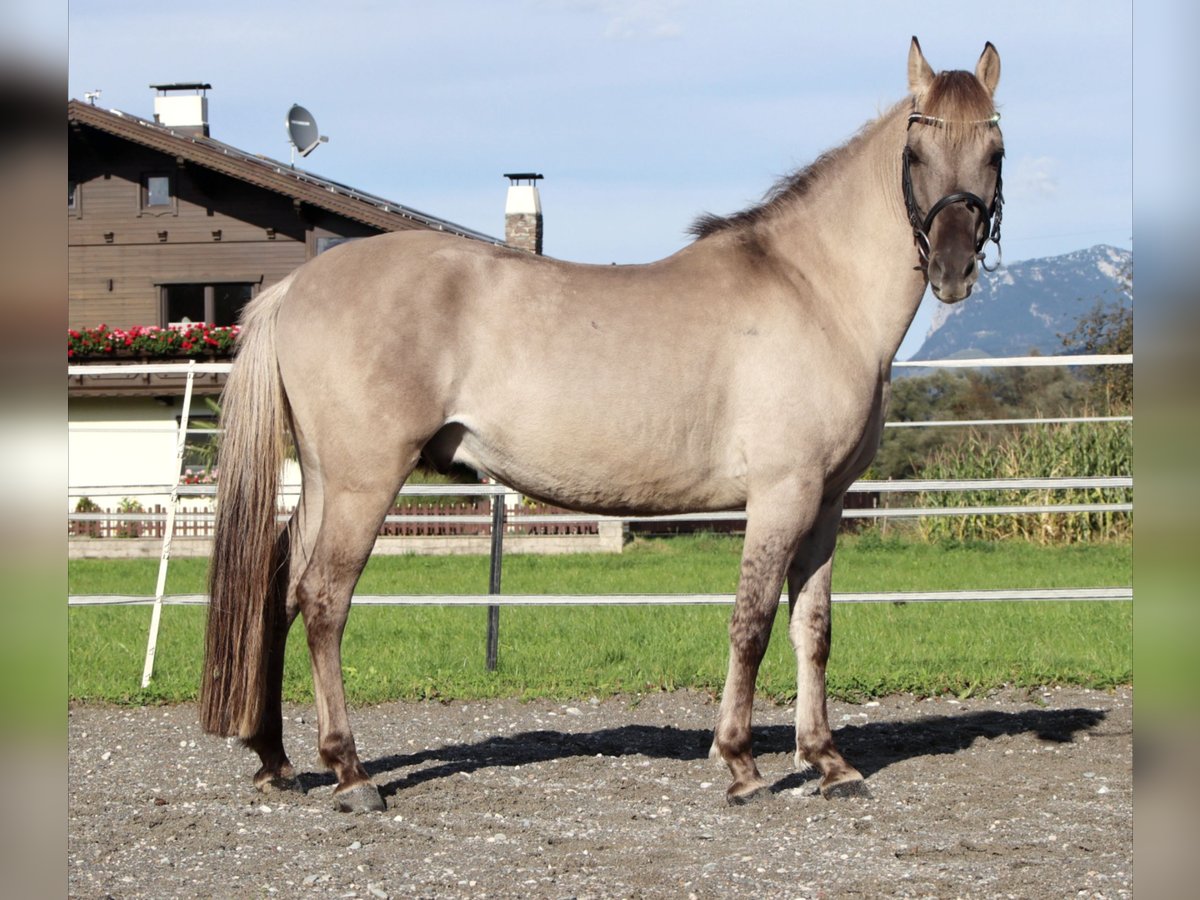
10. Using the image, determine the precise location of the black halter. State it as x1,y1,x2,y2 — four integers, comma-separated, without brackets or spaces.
902,110,1004,273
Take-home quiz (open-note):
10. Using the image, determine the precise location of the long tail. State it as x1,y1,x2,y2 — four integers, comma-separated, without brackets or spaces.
199,274,295,738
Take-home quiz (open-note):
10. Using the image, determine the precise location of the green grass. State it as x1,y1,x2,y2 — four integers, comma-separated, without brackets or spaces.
68,533,1132,705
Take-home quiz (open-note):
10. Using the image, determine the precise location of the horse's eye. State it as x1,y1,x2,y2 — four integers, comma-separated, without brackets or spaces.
906,148,923,167
989,149,1005,168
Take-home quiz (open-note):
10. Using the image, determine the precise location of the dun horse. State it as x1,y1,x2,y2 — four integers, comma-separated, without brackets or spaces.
202,38,1004,811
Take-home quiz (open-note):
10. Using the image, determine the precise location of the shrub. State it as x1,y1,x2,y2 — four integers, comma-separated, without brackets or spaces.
73,496,102,538
115,498,146,539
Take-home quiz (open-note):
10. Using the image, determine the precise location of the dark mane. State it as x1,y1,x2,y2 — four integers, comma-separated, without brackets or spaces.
687,104,901,241
687,149,840,240
688,70,997,242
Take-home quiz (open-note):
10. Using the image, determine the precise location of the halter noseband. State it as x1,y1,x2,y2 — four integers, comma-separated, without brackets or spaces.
902,110,1004,273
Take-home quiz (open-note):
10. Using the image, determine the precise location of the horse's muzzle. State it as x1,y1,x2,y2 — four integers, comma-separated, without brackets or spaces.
928,248,978,303
925,201,983,303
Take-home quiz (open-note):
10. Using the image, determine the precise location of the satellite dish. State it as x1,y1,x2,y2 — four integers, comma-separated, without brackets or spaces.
285,103,328,162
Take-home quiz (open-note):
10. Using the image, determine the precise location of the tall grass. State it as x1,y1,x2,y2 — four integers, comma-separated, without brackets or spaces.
915,420,1132,543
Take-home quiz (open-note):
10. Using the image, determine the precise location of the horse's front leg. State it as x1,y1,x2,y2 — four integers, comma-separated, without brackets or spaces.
787,500,868,798
711,491,816,804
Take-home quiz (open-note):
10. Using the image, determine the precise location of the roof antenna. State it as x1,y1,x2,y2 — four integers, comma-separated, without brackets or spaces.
286,103,329,167
84,90,102,106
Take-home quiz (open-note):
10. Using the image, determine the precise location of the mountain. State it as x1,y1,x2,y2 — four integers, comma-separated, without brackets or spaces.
906,244,1132,362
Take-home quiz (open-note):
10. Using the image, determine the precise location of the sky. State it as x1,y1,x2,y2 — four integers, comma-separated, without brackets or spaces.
64,0,1135,359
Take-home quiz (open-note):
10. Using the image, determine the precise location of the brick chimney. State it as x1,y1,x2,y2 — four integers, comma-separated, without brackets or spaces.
151,82,211,137
504,173,543,254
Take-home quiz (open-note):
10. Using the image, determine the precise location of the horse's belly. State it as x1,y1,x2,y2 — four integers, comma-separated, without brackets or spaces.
446,415,746,516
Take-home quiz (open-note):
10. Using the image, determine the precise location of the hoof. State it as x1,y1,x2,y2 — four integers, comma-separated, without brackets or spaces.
725,779,768,806
820,777,871,800
256,773,302,794
254,763,300,794
333,781,386,813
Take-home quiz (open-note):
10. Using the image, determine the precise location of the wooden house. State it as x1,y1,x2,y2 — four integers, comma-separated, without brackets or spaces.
68,85,520,520
69,85,504,336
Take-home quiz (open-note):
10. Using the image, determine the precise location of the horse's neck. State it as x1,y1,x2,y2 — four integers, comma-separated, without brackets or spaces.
763,109,927,369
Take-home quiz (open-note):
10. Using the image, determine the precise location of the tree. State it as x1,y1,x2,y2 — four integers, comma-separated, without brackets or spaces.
1059,263,1133,412
873,365,1089,481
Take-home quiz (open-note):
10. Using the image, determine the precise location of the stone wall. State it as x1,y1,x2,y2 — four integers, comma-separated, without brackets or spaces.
504,211,543,255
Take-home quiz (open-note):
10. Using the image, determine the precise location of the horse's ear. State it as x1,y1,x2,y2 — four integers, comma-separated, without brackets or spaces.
908,36,935,96
976,42,1000,97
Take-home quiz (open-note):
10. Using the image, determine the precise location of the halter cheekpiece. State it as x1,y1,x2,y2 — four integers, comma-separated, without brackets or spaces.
902,109,1004,273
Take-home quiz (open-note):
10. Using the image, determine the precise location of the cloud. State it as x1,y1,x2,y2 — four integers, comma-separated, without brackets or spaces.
1012,155,1060,200
602,0,684,39
538,0,686,40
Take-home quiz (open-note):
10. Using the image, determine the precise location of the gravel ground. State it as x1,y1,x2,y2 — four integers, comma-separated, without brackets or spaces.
68,686,1132,899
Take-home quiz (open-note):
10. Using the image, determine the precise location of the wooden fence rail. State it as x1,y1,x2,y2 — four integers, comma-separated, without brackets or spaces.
69,499,600,540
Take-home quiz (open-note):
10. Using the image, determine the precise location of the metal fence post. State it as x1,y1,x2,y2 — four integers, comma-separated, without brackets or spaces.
486,488,506,670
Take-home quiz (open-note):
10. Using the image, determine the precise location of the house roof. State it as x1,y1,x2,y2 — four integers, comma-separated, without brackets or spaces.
68,98,503,243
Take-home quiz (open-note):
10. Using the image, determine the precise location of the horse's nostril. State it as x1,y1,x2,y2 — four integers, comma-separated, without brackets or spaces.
962,259,976,279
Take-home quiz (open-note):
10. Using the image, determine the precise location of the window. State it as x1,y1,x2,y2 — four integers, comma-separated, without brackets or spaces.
164,284,206,324
140,172,175,214
316,235,360,255
68,177,84,218
162,282,254,327
212,283,253,325
146,175,171,206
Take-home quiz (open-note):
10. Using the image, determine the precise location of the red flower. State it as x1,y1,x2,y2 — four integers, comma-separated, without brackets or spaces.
68,321,240,359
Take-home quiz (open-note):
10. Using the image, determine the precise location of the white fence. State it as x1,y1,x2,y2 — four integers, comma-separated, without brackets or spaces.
67,356,1133,684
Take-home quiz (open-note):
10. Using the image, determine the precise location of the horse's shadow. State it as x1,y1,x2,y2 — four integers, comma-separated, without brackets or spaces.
295,705,1108,798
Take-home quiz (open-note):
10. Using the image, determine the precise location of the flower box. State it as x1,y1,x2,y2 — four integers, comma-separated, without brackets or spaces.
68,323,240,361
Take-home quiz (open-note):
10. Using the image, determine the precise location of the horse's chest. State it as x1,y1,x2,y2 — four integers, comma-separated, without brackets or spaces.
772,373,884,490
825,384,887,489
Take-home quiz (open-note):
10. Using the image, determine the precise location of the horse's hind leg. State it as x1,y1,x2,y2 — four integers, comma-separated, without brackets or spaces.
243,526,299,792
787,500,867,798
712,488,818,804
296,472,407,813
243,480,322,793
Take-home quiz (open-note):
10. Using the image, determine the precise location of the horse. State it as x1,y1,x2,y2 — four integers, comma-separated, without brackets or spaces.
200,37,1004,811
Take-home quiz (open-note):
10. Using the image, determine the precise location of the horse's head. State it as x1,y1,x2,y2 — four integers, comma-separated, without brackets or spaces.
903,37,1004,303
